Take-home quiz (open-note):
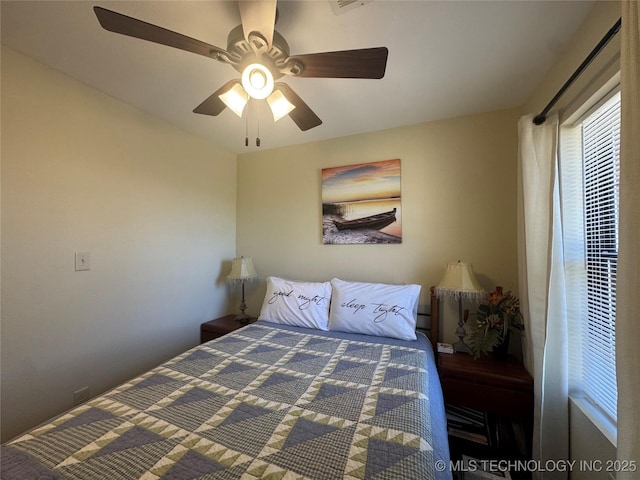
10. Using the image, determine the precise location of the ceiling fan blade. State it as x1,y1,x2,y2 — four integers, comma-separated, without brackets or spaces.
275,83,322,131
238,0,277,48
94,6,229,61
288,47,388,79
193,80,241,116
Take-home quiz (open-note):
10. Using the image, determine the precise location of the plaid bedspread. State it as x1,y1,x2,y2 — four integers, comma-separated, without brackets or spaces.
2,322,451,479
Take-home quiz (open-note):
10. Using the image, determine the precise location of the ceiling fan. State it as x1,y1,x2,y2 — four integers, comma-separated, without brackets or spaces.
93,1,388,134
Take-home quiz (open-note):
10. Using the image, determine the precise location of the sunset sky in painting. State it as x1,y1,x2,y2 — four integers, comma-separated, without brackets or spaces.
322,159,401,204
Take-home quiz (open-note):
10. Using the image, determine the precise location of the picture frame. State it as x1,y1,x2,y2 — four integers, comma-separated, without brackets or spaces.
321,159,402,245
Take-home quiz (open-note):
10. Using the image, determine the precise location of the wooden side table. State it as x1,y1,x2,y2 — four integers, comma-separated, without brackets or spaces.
200,314,256,343
437,352,533,420
438,352,534,466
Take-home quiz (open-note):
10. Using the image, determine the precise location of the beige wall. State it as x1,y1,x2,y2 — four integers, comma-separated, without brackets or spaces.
523,1,621,119
0,47,237,441
236,108,521,342
569,399,616,480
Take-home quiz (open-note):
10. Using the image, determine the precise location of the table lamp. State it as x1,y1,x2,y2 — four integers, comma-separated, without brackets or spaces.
435,260,485,353
227,256,258,324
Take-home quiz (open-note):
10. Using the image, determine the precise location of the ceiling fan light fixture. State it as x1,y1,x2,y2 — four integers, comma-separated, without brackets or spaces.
219,83,249,117
241,63,274,100
267,90,296,121
93,5,388,134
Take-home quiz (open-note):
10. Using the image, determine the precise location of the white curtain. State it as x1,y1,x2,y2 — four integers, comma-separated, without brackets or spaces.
616,1,640,477
517,114,569,480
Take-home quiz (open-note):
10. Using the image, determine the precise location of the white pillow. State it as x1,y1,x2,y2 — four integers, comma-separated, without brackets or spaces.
328,278,421,341
258,277,332,330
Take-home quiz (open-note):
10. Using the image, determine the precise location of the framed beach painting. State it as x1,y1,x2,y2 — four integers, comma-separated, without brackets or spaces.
322,159,402,245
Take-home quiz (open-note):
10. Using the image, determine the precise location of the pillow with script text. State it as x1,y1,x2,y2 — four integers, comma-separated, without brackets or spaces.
328,278,420,341
258,276,331,330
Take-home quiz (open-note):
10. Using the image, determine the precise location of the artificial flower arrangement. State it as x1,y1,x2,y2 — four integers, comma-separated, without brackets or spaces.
467,286,524,359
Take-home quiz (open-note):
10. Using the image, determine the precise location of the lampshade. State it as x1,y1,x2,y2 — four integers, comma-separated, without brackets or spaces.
219,82,249,117
267,89,296,121
435,261,484,300
227,257,258,283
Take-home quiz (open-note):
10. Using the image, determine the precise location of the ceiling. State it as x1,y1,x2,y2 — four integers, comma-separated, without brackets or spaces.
1,0,594,154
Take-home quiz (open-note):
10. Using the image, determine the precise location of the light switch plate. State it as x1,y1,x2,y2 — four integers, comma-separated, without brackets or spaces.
75,252,90,271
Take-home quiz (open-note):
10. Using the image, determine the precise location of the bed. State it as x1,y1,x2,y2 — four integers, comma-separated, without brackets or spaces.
1,279,451,479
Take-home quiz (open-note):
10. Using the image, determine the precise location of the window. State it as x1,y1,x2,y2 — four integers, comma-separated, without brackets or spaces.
562,91,620,426
581,93,620,421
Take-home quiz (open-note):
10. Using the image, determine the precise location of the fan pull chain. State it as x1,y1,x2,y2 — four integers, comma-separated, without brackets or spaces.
256,102,261,147
244,100,249,147
241,100,263,148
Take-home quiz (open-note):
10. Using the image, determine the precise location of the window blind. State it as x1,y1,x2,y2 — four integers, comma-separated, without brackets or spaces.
580,92,620,422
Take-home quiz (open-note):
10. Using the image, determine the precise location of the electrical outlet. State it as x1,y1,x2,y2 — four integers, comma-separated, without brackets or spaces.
75,252,90,271
72,386,90,406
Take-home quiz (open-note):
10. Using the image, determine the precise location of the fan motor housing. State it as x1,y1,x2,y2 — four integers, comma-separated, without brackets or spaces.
226,25,301,78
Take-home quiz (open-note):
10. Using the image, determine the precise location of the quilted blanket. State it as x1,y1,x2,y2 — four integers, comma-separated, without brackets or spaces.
1,322,451,479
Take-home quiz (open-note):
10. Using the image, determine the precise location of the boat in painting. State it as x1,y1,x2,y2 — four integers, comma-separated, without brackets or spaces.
333,208,397,231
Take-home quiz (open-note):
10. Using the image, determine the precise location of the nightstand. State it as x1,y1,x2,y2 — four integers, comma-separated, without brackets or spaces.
200,314,256,343
438,352,534,471
438,352,533,419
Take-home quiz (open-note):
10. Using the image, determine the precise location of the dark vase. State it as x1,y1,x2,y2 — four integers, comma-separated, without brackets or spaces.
492,330,510,360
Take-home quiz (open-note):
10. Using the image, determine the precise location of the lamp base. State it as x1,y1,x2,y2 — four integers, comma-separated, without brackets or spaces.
234,281,252,325
234,313,251,325
453,340,471,354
